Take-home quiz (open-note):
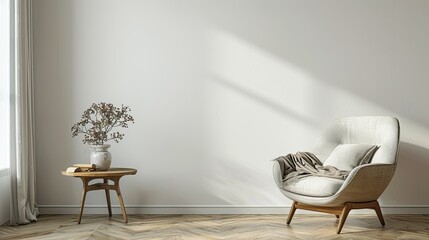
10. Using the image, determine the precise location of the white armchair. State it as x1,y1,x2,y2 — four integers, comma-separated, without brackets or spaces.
273,116,400,234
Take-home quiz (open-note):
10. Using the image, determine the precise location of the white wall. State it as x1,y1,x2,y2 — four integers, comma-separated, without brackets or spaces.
33,0,429,214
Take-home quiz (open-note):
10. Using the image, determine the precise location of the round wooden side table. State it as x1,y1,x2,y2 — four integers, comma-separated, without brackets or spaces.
61,167,137,224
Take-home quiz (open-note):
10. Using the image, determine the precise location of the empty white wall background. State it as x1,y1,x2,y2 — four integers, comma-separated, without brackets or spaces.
33,0,429,214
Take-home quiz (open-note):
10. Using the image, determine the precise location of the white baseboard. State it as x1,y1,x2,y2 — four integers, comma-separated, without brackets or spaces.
38,205,429,215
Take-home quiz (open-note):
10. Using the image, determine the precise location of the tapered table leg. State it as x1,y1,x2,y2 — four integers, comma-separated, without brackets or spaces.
114,177,128,223
78,178,89,224
104,178,112,218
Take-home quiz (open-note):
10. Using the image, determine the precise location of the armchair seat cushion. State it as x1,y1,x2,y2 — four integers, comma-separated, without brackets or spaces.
283,176,344,197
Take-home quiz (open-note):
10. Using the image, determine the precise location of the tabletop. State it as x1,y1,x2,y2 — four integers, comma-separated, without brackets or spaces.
61,167,137,177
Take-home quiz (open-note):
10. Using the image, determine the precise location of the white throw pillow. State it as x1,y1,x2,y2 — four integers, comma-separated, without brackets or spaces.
323,144,379,171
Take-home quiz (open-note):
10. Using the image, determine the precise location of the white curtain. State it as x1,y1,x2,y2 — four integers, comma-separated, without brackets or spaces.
10,0,38,225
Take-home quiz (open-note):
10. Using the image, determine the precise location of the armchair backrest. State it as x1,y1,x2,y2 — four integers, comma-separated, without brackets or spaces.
312,116,400,165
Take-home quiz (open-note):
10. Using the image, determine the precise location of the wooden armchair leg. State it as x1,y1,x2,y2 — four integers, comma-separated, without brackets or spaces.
337,203,352,234
286,201,297,225
373,201,385,226
337,201,384,234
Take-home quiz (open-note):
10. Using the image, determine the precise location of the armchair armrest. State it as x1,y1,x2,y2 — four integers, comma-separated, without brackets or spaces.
336,163,397,202
272,160,284,188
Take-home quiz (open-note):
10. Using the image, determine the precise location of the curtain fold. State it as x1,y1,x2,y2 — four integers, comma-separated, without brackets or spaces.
10,0,38,225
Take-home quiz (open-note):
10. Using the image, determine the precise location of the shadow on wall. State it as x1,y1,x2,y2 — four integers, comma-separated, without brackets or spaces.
211,75,320,129
382,142,429,205
203,1,429,128
204,155,286,205
33,1,78,204
205,29,429,206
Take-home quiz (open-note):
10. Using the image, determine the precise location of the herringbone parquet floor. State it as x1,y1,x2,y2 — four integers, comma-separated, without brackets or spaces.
1,214,428,239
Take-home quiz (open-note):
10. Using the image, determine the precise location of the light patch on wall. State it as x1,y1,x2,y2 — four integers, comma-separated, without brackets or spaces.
207,29,319,126
202,29,429,205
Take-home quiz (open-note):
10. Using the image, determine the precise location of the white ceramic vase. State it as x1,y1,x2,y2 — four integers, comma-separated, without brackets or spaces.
89,144,112,171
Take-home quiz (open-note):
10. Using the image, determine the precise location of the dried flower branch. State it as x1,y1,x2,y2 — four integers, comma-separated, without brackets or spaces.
71,102,135,145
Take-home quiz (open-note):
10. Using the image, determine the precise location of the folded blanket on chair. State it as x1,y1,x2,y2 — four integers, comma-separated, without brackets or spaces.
274,152,350,183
